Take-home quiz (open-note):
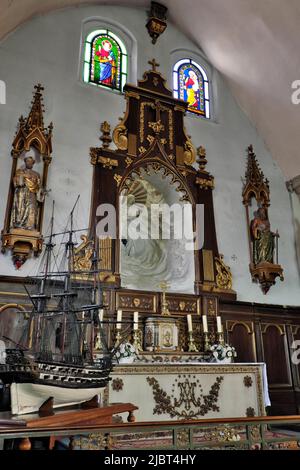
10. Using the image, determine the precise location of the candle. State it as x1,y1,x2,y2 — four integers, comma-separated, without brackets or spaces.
216,316,223,333
133,311,139,331
202,314,208,333
116,309,122,329
187,314,193,332
98,309,104,323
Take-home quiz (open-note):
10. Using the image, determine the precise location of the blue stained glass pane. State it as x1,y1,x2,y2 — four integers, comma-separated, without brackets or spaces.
173,59,210,118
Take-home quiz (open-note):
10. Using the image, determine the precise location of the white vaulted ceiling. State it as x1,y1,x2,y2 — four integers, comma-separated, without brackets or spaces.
1,0,299,179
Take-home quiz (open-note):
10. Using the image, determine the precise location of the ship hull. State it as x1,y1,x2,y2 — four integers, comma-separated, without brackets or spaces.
10,382,106,415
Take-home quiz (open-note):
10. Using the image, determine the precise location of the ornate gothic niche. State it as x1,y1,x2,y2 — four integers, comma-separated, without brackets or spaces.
1,84,53,269
242,145,283,294
88,60,235,298
146,1,168,45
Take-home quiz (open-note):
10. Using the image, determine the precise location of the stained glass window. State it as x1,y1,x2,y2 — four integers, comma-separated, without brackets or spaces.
83,30,128,92
173,59,210,118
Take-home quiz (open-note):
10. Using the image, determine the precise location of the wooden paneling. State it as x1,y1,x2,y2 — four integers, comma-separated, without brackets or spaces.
261,324,291,387
227,321,256,362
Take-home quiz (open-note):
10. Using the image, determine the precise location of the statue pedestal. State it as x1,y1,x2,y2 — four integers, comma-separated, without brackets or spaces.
144,317,179,352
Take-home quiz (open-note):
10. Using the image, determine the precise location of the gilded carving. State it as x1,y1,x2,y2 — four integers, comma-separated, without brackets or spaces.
183,139,196,166
138,146,147,154
73,235,93,271
204,425,241,442
149,120,164,135
99,156,118,169
146,375,224,419
112,119,128,151
114,174,122,186
140,102,155,143
117,293,156,312
125,157,133,167
176,429,190,448
90,148,98,165
100,121,112,149
196,177,215,190
215,255,233,290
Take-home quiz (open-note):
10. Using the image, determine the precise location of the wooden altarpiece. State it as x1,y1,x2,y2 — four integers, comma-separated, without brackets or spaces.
85,60,235,347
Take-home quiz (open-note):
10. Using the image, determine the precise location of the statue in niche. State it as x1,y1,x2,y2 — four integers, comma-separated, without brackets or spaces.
251,207,275,264
120,178,169,289
10,156,44,231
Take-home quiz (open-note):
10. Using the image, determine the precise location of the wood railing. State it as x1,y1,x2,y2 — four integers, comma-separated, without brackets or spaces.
1,415,300,450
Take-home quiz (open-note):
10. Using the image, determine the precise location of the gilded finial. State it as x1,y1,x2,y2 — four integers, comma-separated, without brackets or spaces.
100,121,112,149
197,145,208,172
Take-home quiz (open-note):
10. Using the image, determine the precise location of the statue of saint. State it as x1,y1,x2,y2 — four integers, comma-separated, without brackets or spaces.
251,207,275,265
120,179,169,290
10,156,44,231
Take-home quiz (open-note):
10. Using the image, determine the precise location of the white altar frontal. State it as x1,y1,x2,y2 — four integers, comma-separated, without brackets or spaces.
107,362,269,422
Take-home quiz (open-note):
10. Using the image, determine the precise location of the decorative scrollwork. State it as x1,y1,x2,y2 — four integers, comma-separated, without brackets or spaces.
73,235,93,271
204,425,241,442
183,139,196,166
146,375,224,419
112,122,128,151
215,255,233,290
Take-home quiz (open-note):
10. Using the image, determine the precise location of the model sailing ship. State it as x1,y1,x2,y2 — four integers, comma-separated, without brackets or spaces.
0,201,113,415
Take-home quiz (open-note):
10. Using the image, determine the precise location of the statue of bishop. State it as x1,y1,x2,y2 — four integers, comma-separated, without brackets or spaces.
10,156,44,231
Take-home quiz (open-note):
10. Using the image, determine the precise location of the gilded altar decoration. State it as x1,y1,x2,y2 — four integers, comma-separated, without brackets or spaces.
113,114,128,151
146,375,224,419
144,317,178,352
146,2,168,44
215,255,233,291
72,235,93,272
242,145,283,294
204,425,241,443
1,84,53,268
100,121,112,148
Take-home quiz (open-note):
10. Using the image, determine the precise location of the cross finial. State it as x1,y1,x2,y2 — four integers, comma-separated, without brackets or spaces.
148,58,160,72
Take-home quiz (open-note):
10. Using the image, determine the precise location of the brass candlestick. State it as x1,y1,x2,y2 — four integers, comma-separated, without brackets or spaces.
159,280,170,316
188,332,198,352
203,332,210,352
133,329,143,352
115,330,122,347
218,331,225,346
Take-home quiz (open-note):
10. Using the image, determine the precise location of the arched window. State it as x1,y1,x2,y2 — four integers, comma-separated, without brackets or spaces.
173,59,210,118
83,29,128,92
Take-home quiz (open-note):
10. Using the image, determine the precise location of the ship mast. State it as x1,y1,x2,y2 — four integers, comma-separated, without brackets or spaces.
60,195,80,360
30,201,55,354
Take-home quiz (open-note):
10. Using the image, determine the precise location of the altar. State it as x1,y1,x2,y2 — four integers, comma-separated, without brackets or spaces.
106,362,269,422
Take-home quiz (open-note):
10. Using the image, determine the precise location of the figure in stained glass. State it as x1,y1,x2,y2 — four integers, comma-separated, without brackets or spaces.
173,59,210,118
83,30,128,92
95,39,116,87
